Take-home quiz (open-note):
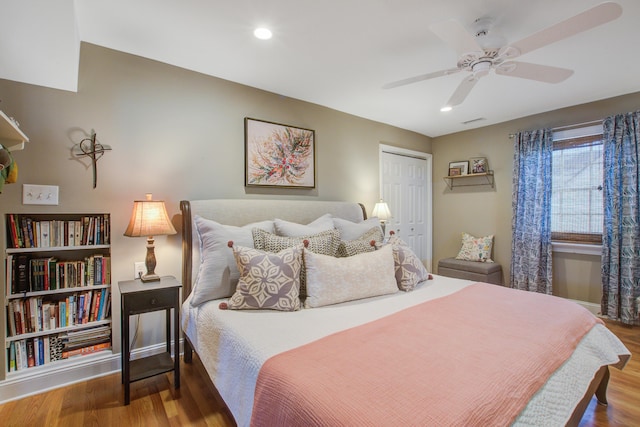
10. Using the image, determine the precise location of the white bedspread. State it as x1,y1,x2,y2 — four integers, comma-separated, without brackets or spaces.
181,275,630,427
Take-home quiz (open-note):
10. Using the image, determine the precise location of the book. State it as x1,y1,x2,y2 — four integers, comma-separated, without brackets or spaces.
16,340,26,370
8,342,16,372
68,221,75,247
62,341,111,359
8,213,20,248
26,339,35,367
26,218,36,248
7,299,16,336
6,254,13,294
39,220,50,248
43,337,51,364
16,254,29,292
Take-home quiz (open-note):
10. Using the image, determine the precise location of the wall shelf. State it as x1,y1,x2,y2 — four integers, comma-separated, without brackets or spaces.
443,171,494,189
0,110,29,151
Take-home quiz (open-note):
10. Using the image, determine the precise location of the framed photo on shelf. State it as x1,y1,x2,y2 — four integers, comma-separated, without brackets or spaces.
448,167,462,176
448,161,469,176
244,117,316,188
470,157,488,174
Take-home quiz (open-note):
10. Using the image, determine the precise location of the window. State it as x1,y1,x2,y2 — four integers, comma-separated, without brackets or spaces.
551,124,603,244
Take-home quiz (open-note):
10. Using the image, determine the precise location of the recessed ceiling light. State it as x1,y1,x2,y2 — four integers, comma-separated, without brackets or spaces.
440,105,453,112
254,27,272,40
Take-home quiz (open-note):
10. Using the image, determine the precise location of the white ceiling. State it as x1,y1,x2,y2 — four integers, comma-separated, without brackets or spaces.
2,0,639,137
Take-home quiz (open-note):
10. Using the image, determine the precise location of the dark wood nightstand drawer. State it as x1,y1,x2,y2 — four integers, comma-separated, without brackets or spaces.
125,288,177,313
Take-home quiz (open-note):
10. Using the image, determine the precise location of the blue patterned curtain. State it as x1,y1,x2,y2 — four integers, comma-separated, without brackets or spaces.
602,111,640,325
510,129,553,294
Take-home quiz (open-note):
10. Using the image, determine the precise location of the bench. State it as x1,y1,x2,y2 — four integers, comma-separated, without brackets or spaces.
437,257,503,285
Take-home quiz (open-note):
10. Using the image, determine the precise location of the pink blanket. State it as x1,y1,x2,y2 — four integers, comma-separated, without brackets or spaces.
251,283,601,426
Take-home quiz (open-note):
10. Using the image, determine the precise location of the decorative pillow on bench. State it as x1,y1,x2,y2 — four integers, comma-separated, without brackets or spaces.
455,232,494,263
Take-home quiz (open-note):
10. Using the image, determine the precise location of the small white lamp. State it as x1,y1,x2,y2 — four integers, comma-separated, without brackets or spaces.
372,199,392,236
124,194,177,282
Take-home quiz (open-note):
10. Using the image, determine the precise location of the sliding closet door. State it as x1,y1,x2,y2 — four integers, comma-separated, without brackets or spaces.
380,145,432,271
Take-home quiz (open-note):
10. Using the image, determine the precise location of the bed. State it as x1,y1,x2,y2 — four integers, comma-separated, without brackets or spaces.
179,199,631,427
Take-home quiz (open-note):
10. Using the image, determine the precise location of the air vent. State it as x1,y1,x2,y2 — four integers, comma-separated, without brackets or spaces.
462,118,486,125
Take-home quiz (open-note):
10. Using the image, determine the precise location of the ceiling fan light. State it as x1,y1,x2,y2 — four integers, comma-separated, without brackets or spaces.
440,105,453,112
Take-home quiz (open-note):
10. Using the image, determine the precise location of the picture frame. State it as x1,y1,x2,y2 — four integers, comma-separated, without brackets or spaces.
448,167,462,176
448,161,469,176
244,117,316,188
470,157,488,174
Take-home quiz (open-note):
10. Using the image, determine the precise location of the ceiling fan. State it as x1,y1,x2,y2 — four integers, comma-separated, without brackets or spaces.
383,2,623,110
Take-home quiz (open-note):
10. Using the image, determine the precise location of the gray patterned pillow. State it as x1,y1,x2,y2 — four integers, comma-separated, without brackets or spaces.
252,228,341,298
227,244,303,311
387,236,430,291
336,226,383,257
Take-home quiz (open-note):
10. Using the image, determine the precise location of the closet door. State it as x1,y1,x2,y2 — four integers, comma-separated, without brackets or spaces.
380,145,432,271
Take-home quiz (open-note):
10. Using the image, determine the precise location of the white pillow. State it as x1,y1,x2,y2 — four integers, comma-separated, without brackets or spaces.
304,244,397,308
333,217,382,241
274,213,334,237
190,216,274,306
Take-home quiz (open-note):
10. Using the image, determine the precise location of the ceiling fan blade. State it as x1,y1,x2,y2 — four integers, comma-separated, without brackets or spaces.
495,61,574,83
446,75,480,107
383,68,461,89
509,2,622,56
429,19,484,55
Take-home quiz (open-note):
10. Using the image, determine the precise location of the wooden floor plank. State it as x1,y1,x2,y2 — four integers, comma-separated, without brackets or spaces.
0,319,636,426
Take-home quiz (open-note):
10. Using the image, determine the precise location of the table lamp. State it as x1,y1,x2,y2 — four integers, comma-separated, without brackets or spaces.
372,199,392,236
124,193,176,282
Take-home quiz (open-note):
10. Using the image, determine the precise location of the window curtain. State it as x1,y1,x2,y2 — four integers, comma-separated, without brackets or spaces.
602,111,640,325
510,129,553,294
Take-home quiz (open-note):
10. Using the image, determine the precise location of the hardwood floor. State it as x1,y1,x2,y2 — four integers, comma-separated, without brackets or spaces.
0,319,636,426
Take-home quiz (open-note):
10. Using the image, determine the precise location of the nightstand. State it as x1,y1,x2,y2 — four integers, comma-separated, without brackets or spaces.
118,275,181,405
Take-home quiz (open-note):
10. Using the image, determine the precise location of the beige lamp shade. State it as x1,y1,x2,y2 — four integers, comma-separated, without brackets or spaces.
372,200,392,222
124,194,176,238
124,194,176,282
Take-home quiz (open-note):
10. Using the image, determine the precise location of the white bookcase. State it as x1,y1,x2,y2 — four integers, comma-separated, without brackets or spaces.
3,213,112,382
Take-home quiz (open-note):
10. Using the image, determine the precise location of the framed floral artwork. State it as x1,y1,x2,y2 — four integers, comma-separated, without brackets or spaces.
244,118,316,188
470,157,488,174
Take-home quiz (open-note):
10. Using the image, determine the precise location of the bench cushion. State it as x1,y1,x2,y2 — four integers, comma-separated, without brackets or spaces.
438,258,502,285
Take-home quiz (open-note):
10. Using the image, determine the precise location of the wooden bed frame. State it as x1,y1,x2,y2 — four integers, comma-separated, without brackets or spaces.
178,198,610,426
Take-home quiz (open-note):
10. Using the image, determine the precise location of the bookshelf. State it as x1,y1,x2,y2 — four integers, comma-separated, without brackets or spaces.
3,213,112,377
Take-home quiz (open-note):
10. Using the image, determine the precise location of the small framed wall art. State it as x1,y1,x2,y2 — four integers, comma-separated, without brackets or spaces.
448,161,469,176
470,157,488,174
244,118,316,188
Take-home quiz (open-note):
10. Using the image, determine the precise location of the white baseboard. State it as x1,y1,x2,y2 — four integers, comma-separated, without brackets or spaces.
0,340,183,404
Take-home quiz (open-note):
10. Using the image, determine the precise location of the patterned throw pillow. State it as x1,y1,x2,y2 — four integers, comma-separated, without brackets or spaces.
455,232,494,263
387,236,430,291
304,244,398,308
252,228,341,298
336,226,383,257
227,244,303,311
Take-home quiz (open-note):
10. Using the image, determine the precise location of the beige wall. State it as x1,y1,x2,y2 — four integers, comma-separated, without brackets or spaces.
432,91,640,304
0,43,431,356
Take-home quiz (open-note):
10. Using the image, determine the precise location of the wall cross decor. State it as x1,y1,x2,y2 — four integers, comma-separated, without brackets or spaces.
72,131,112,188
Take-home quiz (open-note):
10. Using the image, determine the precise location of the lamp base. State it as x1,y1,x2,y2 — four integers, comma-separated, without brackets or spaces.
140,273,160,283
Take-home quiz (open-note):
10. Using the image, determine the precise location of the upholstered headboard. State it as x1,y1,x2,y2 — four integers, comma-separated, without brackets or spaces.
179,199,367,300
